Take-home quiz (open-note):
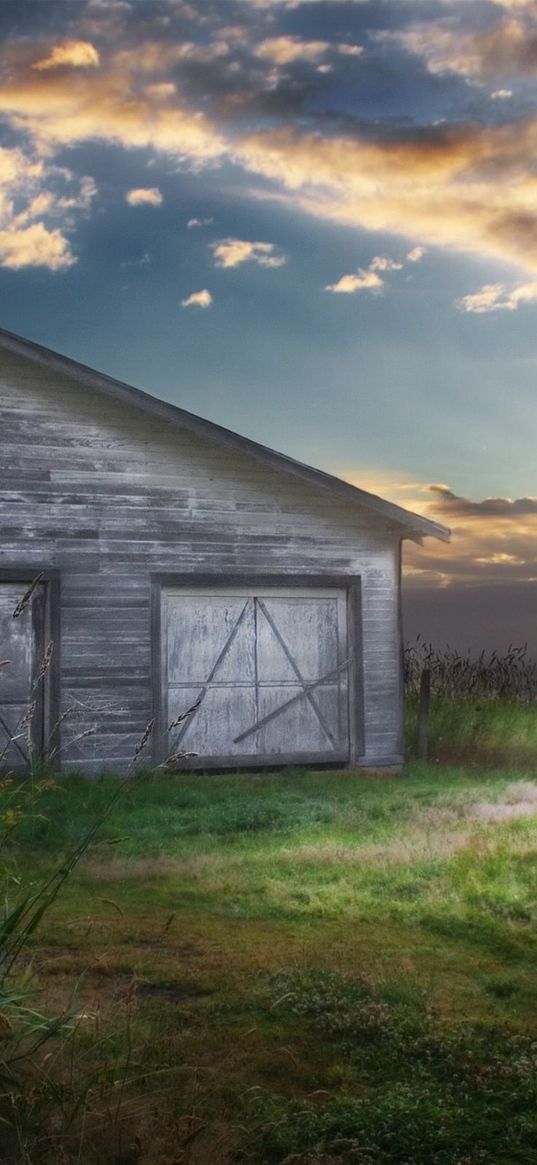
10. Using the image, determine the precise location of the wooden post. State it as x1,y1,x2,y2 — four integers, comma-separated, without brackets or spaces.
417,667,431,762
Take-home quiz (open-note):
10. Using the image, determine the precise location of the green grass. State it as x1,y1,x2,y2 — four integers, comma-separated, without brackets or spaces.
5,763,537,1161
406,693,537,767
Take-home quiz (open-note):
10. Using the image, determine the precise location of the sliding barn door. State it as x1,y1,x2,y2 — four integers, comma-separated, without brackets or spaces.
0,582,46,770
162,586,350,767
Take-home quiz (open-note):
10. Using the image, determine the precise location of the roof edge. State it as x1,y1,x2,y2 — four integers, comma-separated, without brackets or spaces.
0,327,450,543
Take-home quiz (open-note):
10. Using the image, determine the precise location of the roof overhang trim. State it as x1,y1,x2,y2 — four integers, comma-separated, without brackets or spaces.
0,327,450,543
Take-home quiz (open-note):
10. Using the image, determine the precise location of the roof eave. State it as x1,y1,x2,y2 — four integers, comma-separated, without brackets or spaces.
0,326,449,542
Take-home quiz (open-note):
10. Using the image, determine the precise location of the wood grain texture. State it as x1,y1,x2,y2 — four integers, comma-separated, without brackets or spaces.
0,348,405,771
162,587,349,766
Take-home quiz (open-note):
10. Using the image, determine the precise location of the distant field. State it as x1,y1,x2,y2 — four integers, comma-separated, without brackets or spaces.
5,763,537,1163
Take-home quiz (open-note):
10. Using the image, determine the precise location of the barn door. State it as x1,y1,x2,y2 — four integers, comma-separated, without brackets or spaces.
0,582,46,770
163,586,350,767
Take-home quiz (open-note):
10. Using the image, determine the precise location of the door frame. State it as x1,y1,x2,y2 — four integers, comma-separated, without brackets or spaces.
0,568,60,768
150,573,363,769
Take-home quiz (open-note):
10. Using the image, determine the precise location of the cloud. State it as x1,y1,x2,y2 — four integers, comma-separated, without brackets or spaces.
0,222,75,269
325,253,405,295
32,41,100,72
57,174,97,212
125,187,163,207
457,280,537,312
370,255,403,272
187,216,214,228
0,144,94,270
491,88,513,98
343,472,537,588
5,24,537,278
181,288,212,307
325,269,383,294
380,14,537,81
211,238,286,268
121,251,153,267
255,37,329,65
0,43,226,165
407,246,426,262
235,118,537,276
491,0,537,10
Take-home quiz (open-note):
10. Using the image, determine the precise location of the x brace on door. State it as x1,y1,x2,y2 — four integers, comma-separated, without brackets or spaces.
169,596,349,752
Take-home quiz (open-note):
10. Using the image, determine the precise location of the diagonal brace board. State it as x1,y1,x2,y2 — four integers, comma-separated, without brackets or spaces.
0,711,28,762
170,597,253,748
256,598,338,749
233,658,350,745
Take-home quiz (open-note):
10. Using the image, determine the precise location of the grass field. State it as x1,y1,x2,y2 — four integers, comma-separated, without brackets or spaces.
5,761,537,1163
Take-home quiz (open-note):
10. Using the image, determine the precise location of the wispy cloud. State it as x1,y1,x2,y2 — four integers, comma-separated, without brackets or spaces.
407,245,426,262
187,216,214,229
211,238,286,268
370,255,403,272
181,288,212,307
380,10,537,81
125,187,163,207
457,281,537,312
121,251,153,267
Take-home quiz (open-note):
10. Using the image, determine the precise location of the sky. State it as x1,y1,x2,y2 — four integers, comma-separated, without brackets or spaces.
1,0,537,655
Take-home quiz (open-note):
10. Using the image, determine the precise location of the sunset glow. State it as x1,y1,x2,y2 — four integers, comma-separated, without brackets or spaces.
1,0,536,652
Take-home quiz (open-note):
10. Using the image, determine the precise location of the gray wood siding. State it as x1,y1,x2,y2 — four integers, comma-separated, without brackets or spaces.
0,349,403,773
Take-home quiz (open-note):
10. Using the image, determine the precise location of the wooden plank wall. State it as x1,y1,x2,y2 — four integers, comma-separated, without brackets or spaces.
0,349,403,773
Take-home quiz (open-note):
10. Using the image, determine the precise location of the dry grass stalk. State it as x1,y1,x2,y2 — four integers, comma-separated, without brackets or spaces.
405,636,537,701
11,572,44,620
133,718,154,760
168,698,201,732
160,750,198,767
34,641,53,688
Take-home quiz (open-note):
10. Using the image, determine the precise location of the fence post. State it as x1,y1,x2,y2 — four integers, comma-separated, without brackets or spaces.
417,667,431,762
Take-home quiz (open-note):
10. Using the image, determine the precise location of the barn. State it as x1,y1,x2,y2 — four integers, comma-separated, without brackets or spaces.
0,328,449,776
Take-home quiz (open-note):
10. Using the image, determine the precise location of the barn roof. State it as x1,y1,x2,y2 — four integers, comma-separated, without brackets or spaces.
0,327,449,543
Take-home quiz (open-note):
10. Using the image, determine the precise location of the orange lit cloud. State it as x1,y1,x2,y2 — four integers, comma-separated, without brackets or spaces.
235,120,537,275
181,288,212,307
343,472,537,588
0,44,226,165
0,221,75,269
4,29,537,278
457,281,537,312
125,186,163,206
325,254,403,294
325,269,383,294
0,144,95,270
32,41,100,72
211,238,286,268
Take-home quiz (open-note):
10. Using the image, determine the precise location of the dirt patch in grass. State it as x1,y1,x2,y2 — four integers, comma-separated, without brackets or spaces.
135,980,214,1002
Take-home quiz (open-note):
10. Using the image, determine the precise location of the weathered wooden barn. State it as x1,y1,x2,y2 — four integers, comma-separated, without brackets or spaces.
0,328,449,775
